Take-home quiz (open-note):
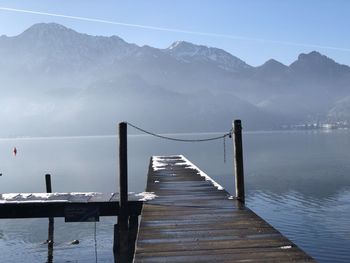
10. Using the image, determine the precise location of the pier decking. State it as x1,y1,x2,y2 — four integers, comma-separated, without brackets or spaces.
134,155,314,262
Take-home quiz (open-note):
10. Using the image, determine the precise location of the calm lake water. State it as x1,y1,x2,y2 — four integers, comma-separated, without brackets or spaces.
0,130,350,262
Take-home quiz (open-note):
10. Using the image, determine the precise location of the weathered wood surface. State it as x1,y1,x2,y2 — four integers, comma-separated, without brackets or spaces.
0,192,147,218
134,155,315,262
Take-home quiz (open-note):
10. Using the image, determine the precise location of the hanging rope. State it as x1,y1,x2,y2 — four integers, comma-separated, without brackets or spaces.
223,135,226,163
127,122,232,142
126,122,233,163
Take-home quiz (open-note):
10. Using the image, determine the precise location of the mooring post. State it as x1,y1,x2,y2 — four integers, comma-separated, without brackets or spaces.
45,173,52,193
45,174,54,263
113,223,119,262
233,120,245,204
115,122,129,262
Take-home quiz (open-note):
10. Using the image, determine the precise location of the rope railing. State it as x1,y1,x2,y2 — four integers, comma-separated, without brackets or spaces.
126,122,233,163
127,122,233,142
115,120,245,259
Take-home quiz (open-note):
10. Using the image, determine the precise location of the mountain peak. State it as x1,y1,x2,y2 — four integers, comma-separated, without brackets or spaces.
308,50,322,56
256,59,288,71
165,40,251,72
20,23,77,36
263,59,287,68
168,40,195,50
297,51,330,62
254,59,289,77
166,41,211,55
292,51,338,68
16,23,83,46
290,51,350,77
29,22,69,30
3,22,141,72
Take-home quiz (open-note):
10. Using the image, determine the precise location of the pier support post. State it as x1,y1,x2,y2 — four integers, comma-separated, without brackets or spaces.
128,215,139,261
233,120,245,204
114,122,129,262
45,174,54,263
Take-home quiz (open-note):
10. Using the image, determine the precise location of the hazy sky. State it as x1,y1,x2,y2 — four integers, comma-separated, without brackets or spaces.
0,0,349,66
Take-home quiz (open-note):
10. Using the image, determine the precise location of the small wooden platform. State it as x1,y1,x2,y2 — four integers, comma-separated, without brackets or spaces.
0,192,146,218
134,155,315,262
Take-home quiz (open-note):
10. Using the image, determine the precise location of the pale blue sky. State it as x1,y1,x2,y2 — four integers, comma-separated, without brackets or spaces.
0,0,349,66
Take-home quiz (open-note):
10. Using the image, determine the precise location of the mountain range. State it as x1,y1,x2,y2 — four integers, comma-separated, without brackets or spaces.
0,23,349,136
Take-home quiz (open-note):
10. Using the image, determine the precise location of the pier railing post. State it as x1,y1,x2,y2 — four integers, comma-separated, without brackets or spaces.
233,120,245,204
128,215,139,261
116,122,129,262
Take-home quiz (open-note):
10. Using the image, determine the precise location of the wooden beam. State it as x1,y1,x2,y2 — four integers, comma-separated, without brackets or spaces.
0,201,143,219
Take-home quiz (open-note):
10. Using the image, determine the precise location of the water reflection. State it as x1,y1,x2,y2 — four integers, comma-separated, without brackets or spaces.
46,218,54,263
0,218,115,262
244,130,350,200
248,188,350,263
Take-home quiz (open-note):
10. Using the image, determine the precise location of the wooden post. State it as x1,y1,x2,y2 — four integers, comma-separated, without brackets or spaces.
45,173,52,193
128,215,139,261
116,122,129,262
119,122,128,227
113,223,119,262
233,120,245,204
45,174,54,263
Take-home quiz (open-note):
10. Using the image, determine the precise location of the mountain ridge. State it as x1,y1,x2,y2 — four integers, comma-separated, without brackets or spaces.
0,22,349,136
2,23,349,75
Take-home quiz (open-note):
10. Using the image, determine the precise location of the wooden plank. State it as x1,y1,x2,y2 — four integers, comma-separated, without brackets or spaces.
88,192,115,202
134,155,315,262
135,247,314,263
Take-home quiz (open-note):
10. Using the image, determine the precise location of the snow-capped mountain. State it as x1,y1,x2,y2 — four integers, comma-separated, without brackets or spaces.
164,41,251,72
0,23,350,136
0,23,139,72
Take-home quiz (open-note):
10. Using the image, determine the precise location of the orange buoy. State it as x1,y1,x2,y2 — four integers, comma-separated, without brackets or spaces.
13,147,17,156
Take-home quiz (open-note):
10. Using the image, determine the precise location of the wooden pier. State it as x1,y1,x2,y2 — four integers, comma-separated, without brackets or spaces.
0,155,316,262
134,155,315,262
0,122,316,262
